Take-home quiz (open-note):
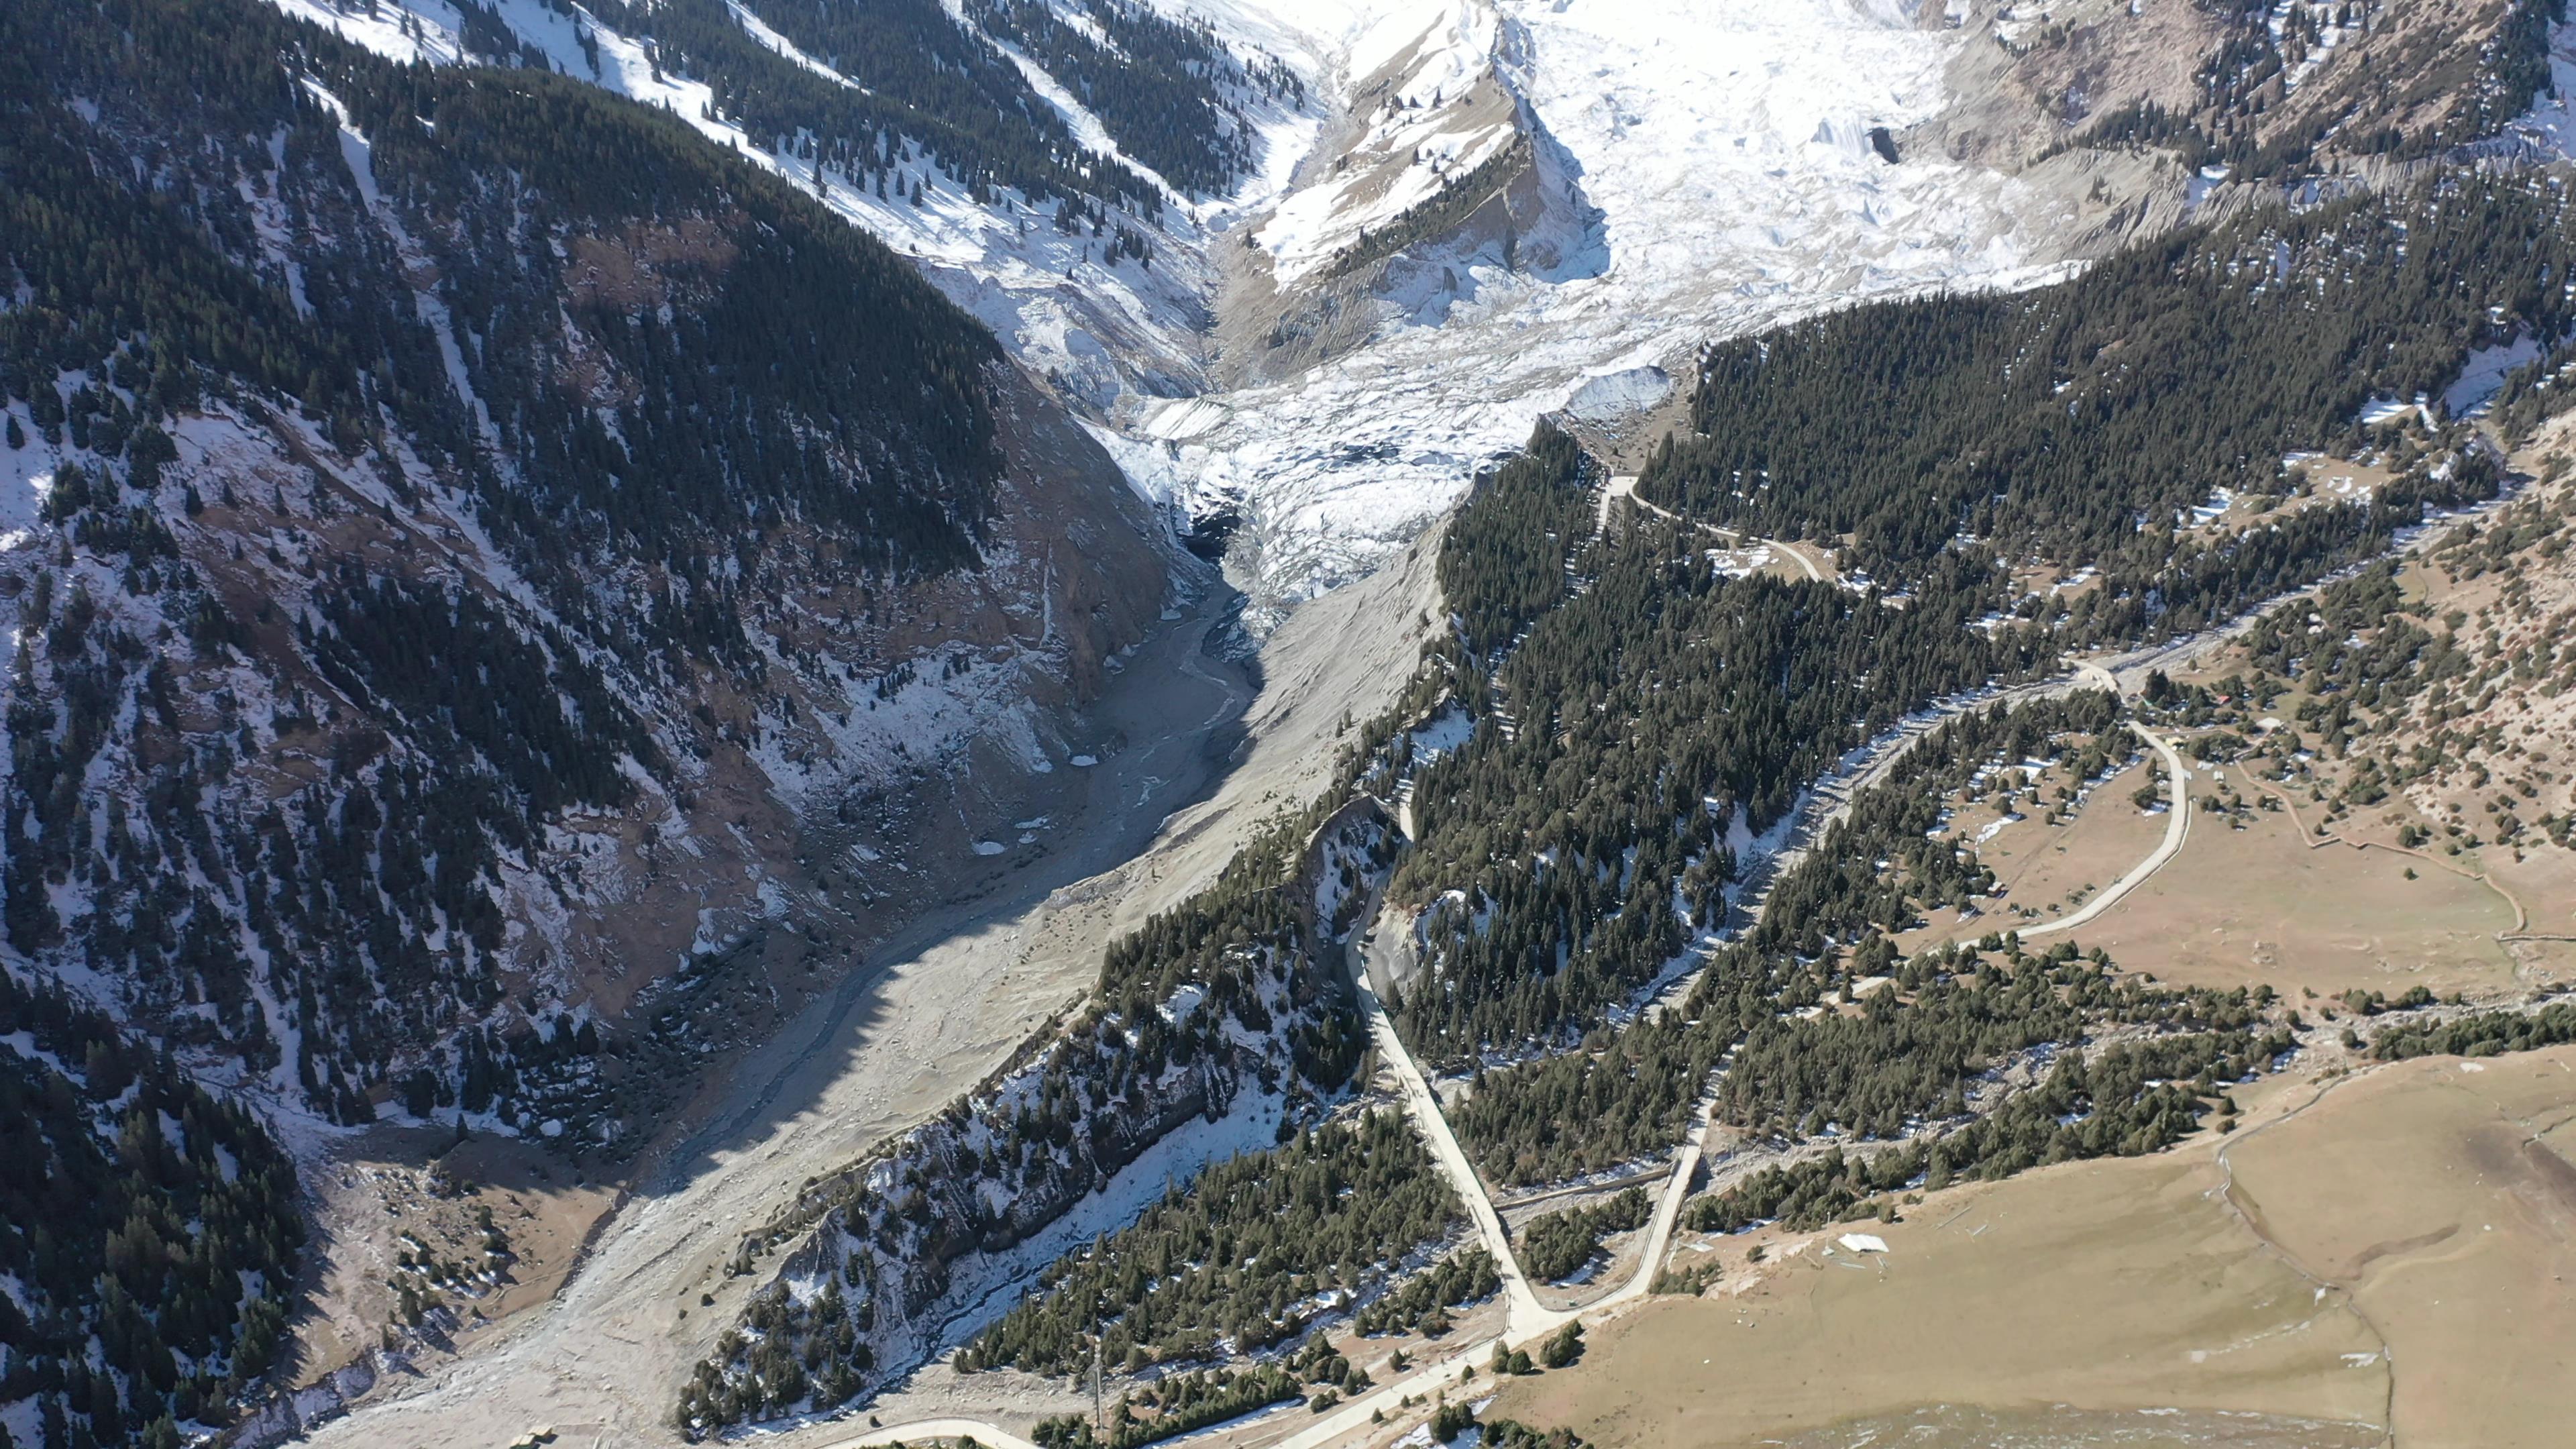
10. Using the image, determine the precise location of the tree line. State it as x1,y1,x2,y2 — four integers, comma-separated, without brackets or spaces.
1686,1017,2288,1234
2372,1001,2576,1061
1641,173,2566,586
1031,1364,1303,1449
586,0,1161,215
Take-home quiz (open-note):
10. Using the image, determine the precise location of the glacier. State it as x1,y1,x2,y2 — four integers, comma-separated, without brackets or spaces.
1148,0,2085,627
262,0,2095,627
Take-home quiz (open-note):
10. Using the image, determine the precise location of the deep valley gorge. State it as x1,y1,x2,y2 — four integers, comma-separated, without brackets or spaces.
7,3,2576,1449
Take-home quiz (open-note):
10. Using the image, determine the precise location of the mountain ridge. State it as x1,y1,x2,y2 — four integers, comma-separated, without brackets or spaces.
1,0,1177,1166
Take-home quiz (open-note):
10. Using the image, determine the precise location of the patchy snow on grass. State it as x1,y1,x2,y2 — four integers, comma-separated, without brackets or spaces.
1405,702,1476,761
2511,14,2576,160
2360,395,2433,427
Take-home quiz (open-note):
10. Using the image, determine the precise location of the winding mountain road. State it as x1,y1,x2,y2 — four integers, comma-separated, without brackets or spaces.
1599,474,1824,582
831,920,1726,1449
817,561,2340,1449
2022,718,2191,940
1346,956,1721,1334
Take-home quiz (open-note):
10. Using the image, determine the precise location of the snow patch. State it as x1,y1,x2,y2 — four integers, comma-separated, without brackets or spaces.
2443,335,2545,419
1562,366,1673,423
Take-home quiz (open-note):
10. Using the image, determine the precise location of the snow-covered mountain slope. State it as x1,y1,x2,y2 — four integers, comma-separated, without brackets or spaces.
1249,1,1515,290
1,0,1176,1150
259,0,2575,632
264,0,1332,455
259,0,2092,623
1137,0,2090,625
1112,0,2574,625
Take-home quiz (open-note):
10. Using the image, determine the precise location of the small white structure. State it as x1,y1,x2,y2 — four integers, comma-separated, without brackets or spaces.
1837,1232,1890,1254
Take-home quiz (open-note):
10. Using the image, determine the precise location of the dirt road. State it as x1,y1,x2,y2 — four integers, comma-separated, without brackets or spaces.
2022,722,2191,940
826,664,2197,1449
1599,474,1823,582
827,1419,1044,1449
1352,967,1552,1334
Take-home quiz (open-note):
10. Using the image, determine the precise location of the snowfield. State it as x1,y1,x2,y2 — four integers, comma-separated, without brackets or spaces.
1212,0,2085,622
262,0,2092,629
1118,0,2083,624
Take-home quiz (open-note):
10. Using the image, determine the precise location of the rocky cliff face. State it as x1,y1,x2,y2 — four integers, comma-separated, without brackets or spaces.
1212,9,1597,394
1924,0,2565,189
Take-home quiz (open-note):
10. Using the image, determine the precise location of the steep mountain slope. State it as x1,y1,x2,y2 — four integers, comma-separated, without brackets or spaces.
254,0,2576,633
1927,0,2569,183
1,0,1173,1295
676,812,1381,1433
262,0,1331,437
1,971,307,1449
241,0,2098,623
12,3,2570,1447
1157,0,2576,627
1116,0,2135,627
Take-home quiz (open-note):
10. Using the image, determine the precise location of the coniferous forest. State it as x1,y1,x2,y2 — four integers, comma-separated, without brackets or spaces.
0,971,305,1448
945,168,2575,1419
2,3,1144,1437
1390,455,2051,1066
2,0,1018,1137
1386,170,2540,1079
11,2,2576,1444
961,1112,1460,1376
677,820,1371,1432
932,169,2557,1423
1642,177,2555,587
587,0,1162,215
965,0,1282,199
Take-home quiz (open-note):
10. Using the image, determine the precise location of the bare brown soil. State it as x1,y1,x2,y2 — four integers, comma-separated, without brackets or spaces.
2224,1050,2576,1449
1897,755,2169,950
295,1124,621,1386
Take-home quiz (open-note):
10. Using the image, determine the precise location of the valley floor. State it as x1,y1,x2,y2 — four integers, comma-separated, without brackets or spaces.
281,580,1258,1446
280,439,2576,1449
287,528,1446,1449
